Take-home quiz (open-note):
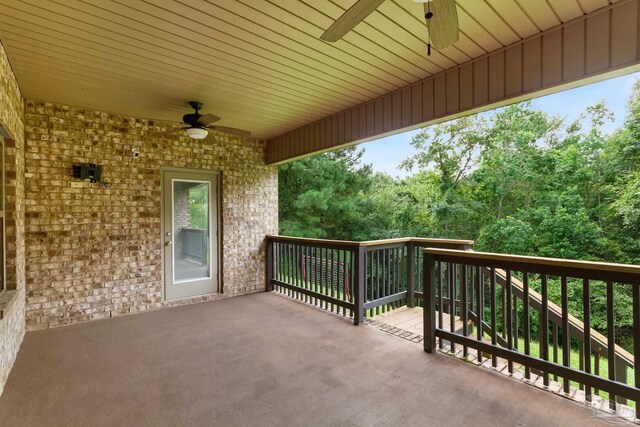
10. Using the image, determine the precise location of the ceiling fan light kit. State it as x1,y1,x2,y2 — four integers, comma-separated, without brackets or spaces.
186,127,208,140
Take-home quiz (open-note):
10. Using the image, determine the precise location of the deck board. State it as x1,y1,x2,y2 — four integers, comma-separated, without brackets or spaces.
373,306,464,336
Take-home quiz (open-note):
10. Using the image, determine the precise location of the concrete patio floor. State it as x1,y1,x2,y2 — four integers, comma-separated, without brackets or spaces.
0,292,597,426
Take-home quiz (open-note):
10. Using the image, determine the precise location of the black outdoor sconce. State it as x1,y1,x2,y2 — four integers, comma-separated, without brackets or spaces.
72,163,102,183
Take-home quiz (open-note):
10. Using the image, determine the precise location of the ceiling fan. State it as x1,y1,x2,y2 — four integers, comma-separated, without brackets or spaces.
153,101,251,140
320,0,459,55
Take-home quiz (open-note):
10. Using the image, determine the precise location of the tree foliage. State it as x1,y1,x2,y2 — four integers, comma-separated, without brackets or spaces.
279,82,640,346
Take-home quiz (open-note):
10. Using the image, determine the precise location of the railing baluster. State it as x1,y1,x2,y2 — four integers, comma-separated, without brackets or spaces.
297,244,301,299
376,250,381,316
407,242,415,308
321,246,325,306
541,274,549,386
388,248,392,310
506,269,513,374
400,246,405,306
501,284,507,340
351,248,356,318
579,341,584,391
323,247,329,308
553,324,559,381
438,261,444,349
297,244,302,297
490,268,497,367
392,247,397,308
309,246,315,305
341,249,345,316
417,246,422,306
461,264,469,358
342,249,347,316
316,245,321,305
277,242,282,290
321,246,326,307
291,243,294,295
633,283,640,420
354,246,365,325
606,280,616,409
513,292,518,353
286,243,291,298
295,244,301,300
561,276,570,394
366,250,370,317
583,278,591,397
273,242,278,287
523,273,531,380
284,242,288,293
330,248,335,311
289,243,299,299
318,246,323,307
396,247,401,307
287,244,297,299
449,262,456,354
382,249,387,313
476,266,483,363
304,245,310,302
594,351,600,396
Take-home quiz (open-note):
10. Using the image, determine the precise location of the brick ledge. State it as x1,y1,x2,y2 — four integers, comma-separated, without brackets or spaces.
0,290,18,321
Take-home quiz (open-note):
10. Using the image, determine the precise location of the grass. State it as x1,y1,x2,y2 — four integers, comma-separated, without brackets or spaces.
483,334,636,406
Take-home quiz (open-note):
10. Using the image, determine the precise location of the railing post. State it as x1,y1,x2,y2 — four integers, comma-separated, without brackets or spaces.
266,237,274,292
406,241,415,308
353,245,366,325
424,250,436,353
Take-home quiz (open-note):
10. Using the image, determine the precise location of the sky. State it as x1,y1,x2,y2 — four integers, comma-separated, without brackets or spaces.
359,71,640,178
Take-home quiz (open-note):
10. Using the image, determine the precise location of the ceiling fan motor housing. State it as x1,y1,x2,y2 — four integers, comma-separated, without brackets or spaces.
182,113,201,126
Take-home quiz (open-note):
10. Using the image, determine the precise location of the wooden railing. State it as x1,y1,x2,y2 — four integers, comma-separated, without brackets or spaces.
265,236,472,324
422,248,640,415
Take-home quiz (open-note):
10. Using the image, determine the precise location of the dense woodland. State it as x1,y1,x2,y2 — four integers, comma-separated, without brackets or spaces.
280,83,640,265
279,81,640,347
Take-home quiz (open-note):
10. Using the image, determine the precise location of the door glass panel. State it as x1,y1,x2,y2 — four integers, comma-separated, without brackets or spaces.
173,180,211,282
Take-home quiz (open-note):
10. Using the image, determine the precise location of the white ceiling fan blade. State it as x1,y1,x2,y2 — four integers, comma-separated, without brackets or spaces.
320,0,386,42
423,0,459,50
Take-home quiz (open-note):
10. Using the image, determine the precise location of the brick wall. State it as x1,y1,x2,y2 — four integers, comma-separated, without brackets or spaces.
24,101,278,330
0,40,26,397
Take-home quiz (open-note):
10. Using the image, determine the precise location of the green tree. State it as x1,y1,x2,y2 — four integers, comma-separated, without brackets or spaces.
278,146,380,240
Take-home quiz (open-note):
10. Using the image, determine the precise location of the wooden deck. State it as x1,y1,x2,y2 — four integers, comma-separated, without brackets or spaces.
371,306,463,336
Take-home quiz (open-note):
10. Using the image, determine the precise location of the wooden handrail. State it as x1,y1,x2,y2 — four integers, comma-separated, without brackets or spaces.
266,235,361,247
266,235,474,248
423,248,640,281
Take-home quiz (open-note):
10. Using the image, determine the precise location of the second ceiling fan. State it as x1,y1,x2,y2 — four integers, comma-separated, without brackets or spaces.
320,0,459,55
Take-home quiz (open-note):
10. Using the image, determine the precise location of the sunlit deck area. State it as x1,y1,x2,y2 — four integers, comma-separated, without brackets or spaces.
0,292,595,426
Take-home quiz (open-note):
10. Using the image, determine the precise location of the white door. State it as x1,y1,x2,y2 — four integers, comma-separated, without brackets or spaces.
162,169,219,300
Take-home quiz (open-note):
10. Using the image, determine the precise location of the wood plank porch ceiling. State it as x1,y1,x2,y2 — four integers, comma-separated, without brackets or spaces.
0,0,618,139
